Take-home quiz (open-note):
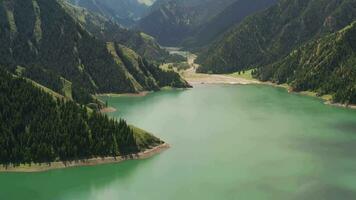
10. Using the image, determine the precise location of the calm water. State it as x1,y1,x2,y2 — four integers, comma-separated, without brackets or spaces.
2,85,356,200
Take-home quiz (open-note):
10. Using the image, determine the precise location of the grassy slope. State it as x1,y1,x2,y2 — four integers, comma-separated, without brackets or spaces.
131,126,164,151
61,78,73,100
106,42,144,92
228,69,255,81
19,70,161,145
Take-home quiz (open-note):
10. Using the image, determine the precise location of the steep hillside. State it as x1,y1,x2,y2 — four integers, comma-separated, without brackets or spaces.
62,2,182,63
197,0,356,73
67,0,151,27
137,0,237,46
256,21,356,104
183,0,277,48
0,0,188,104
108,42,189,90
0,68,163,166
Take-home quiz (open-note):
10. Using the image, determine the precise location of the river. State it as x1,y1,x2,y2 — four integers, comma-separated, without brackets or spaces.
1,84,356,200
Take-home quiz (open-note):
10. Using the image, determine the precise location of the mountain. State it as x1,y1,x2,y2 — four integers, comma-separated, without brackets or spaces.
0,0,189,105
256,21,356,104
62,2,182,63
183,0,277,48
0,68,163,166
197,0,356,73
137,0,237,46
67,0,153,27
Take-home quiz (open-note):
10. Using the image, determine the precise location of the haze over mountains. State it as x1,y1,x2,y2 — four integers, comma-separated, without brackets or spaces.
137,0,277,47
184,0,277,48
67,0,278,48
137,0,237,45
63,1,179,62
67,0,155,26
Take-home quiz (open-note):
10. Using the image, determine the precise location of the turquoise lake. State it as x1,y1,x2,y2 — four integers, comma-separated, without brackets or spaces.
1,84,356,200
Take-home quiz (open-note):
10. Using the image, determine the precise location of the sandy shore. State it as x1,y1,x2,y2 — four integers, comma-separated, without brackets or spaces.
167,51,355,110
180,52,259,85
97,91,150,98
0,143,170,173
100,107,117,113
182,67,356,109
182,67,260,85
260,82,356,109
324,102,356,109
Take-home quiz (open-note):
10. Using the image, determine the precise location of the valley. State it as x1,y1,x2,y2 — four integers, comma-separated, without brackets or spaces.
166,48,356,109
1,0,356,199
168,50,260,85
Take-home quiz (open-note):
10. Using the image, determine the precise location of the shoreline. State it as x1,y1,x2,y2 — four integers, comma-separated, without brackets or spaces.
0,143,170,173
324,101,356,110
96,91,150,98
100,106,117,113
182,68,260,85
164,49,355,110
182,68,356,110
259,81,356,110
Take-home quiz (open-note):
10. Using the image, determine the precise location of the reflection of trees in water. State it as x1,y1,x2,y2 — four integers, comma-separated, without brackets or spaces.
332,121,356,134
292,182,356,200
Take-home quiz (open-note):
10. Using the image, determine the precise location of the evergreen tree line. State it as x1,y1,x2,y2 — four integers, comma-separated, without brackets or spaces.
254,21,356,104
0,69,142,167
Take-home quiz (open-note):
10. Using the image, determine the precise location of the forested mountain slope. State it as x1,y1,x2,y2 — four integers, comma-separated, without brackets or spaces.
67,0,152,27
256,21,356,104
62,2,181,63
0,68,163,166
137,0,237,46
183,0,276,48
0,0,188,104
197,0,356,73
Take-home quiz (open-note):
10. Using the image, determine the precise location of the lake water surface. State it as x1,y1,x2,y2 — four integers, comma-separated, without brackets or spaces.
1,84,356,200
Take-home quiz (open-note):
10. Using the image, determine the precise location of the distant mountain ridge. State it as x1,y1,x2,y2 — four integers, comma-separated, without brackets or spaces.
183,0,277,48
62,1,178,63
68,0,153,27
137,0,238,46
